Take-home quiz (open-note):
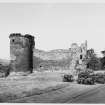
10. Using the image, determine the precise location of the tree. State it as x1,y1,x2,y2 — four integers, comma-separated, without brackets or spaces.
86,49,101,70
101,50,105,57
100,50,105,70
87,48,96,59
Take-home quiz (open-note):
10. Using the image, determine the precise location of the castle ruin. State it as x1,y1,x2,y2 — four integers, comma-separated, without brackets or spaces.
9,33,35,74
9,33,87,75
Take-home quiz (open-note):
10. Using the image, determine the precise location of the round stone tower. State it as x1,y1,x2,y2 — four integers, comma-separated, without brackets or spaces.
9,33,35,74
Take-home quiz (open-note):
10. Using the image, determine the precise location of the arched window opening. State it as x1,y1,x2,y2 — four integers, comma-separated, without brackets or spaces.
80,55,82,59
12,39,15,43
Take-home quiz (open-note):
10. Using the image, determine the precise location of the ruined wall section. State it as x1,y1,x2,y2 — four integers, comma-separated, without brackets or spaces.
33,41,87,71
33,49,72,70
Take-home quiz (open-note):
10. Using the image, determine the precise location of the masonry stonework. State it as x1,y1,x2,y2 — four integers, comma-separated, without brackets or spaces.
9,33,87,75
9,33,35,73
69,40,87,75
33,41,87,73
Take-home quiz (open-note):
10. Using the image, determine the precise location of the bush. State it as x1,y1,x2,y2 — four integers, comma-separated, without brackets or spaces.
77,77,95,85
78,69,94,79
77,71,95,85
0,64,10,77
77,71,105,84
63,74,74,82
93,73,105,84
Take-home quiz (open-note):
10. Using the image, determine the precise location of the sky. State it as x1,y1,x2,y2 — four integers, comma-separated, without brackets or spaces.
0,1,105,59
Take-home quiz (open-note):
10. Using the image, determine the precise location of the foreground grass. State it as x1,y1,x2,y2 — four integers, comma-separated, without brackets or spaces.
0,70,104,102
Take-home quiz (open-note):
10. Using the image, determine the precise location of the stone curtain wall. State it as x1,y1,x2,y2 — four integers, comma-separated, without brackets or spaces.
33,49,71,71
33,41,87,71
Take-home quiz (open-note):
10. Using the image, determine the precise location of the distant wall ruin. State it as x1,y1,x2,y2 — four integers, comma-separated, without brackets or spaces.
33,41,87,72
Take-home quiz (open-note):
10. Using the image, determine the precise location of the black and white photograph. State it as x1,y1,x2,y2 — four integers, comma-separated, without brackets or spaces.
0,0,105,103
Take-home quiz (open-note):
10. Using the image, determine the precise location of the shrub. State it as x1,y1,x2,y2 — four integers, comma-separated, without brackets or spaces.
63,74,74,82
93,73,105,84
0,64,10,77
77,71,95,85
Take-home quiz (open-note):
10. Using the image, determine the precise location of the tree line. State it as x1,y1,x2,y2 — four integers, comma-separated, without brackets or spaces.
86,48,105,70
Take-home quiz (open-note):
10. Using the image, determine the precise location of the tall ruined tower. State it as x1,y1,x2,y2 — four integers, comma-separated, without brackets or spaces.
80,40,87,60
9,33,35,74
69,41,87,75
79,40,87,70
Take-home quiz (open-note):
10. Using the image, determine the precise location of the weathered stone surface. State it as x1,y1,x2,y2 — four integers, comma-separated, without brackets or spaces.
33,41,87,74
9,33,35,73
9,33,87,75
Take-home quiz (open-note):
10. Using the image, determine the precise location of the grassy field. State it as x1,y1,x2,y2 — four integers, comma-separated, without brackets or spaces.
0,70,104,102
0,70,70,102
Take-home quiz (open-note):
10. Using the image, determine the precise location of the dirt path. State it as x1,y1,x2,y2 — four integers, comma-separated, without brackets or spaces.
67,84,105,103
9,83,103,103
